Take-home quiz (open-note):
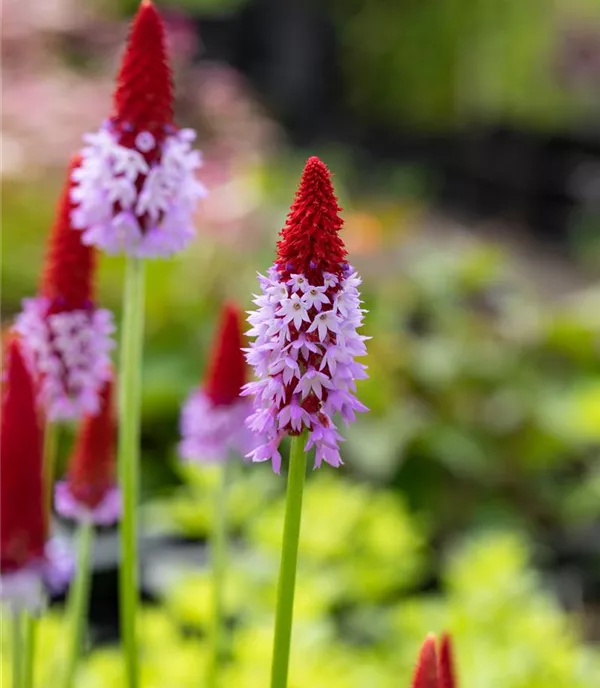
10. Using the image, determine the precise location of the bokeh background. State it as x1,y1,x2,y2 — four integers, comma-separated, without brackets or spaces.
2,0,600,685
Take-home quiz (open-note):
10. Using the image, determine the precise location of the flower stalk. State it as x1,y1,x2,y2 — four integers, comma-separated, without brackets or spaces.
22,613,38,688
118,256,146,688
62,518,94,688
12,612,22,688
270,431,308,688
207,462,229,688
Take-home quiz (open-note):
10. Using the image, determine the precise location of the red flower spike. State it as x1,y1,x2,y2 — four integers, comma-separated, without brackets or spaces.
438,633,457,688
411,635,440,688
276,156,347,284
205,302,247,407
113,0,174,147
41,156,97,313
0,338,45,574
67,377,116,508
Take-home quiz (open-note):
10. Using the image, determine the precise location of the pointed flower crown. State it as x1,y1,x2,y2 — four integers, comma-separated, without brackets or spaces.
70,0,206,258
410,634,458,688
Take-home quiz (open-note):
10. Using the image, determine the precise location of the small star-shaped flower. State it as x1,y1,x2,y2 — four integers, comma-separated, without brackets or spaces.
307,310,340,341
277,293,311,330
302,285,329,311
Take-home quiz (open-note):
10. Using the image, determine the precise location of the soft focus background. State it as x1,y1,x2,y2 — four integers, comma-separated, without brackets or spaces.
2,0,600,685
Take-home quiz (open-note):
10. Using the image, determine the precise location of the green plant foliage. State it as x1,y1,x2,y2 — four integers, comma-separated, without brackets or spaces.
3,528,598,687
3,152,599,687
346,244,600,534
332,0,600,129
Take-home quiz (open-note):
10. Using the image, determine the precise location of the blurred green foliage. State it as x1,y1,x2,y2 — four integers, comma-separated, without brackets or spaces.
2,489,599,686
332,0,600,128
3,151,599,685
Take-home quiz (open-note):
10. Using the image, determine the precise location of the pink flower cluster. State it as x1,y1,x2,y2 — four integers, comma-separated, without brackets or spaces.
72,125,206,258
14,298,114,421
243,264,368,473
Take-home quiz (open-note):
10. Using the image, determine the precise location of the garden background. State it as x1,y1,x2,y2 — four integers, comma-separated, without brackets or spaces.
2,0,600,685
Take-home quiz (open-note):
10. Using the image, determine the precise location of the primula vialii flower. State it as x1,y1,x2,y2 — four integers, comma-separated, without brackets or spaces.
55,377,120,525
411,635,440,688
409,634,458,688
438,633,457,688
0,339,46,609
179,303,257,463
243,156,368,473
70,0,206,258
14,157,115,421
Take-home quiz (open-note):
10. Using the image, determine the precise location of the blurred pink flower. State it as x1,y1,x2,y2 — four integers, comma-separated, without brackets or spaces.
162,10,201,66
556,21,600,94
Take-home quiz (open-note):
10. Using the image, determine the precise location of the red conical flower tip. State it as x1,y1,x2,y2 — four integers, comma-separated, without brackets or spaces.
438,633,457,688
0,338,45,573
67,377,116,509
113,0,174,145
411,635,440,688
41,156,97,312
276,156,347,284
205,303,247,407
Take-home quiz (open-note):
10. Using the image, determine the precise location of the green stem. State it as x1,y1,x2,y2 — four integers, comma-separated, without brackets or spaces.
118,256,146,688
12,612,23,688
207,463,229,687
270,432,308,688
43,423,59,525
22,614,37,688
62,519,94,688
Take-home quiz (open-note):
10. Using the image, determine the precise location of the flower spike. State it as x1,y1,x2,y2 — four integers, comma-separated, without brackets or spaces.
0,338,46,610
14,158,115,421
411,635,440,688
438,633,457,688
55,377,121,525
179,302,257,464
70,0,206,258
243,157,368,473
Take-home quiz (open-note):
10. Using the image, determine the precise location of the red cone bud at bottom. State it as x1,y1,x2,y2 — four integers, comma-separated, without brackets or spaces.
411,635,440,688
438,633,457,688
0,338,45,574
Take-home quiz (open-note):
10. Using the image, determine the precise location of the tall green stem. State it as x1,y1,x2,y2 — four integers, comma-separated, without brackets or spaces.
62,519,94,688
12,612,23,688
19,423,60,688
22,614,37,688
270,432,308,688
118,256,146,688
207,462,229,688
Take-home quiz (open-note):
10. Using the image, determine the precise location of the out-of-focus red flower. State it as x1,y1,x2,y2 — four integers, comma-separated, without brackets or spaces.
0,337,45,574
205,302,247,407
438,633,457,688
67,377,116,509
410,635,440,688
